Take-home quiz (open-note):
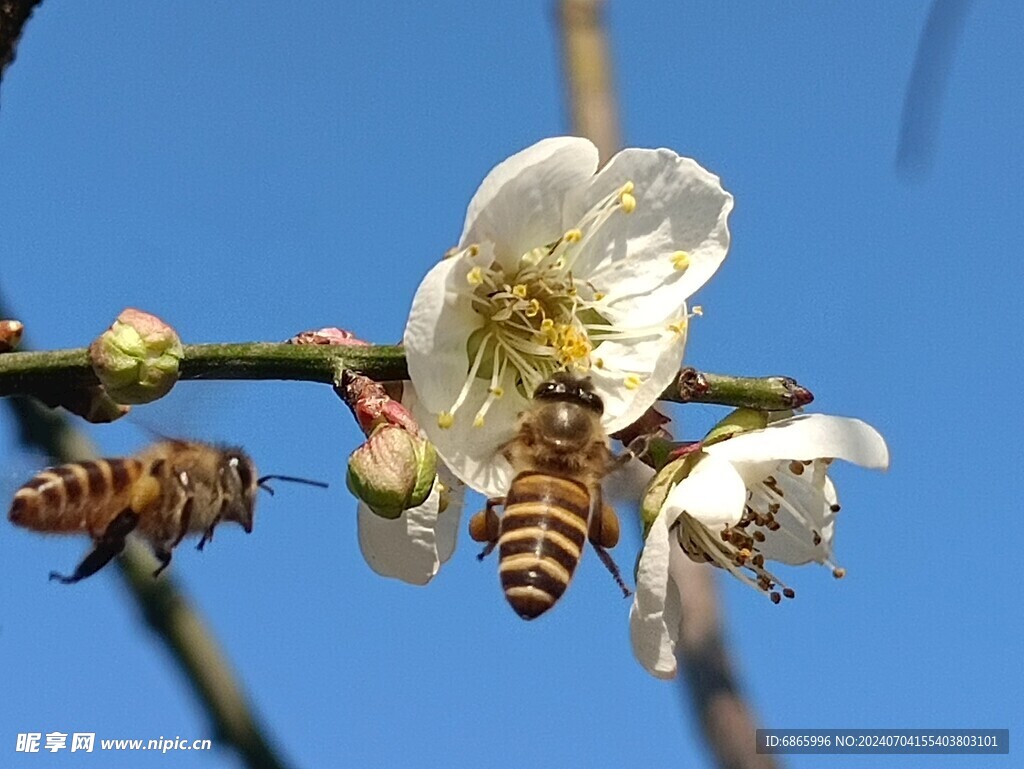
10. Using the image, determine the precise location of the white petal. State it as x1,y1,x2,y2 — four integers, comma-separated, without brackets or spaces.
630,512,678,679
752,461,833,565
589,331,686,434
706,414,890,469
405,384,521,498
662,454,747,528
357,477,449,585
566,147,733,326
434,466,465,565
460,137,599,266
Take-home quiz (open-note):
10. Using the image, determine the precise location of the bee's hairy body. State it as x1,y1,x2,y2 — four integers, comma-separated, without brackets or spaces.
471,372,629,620
8,440,259,584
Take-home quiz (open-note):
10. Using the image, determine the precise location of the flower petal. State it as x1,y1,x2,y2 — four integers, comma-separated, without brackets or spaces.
460,137,599,266
662,453,747,528
566,147,733,327
751,460,834,565
433,466,465,565
630,512,679,679
357,476,448,585
706,414,890,469
404,384,522,498
403,248,491,414
588,331,686,434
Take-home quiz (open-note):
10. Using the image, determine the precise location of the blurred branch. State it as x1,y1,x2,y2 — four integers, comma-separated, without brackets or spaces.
557,0,620,159
555,2,780,768
675,561,778,769
2,302,295,769
0,0,44,87
896,0,975,179
0,341,810,413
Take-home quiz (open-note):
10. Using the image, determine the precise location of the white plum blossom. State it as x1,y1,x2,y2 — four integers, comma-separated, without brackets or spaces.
404,137,733,497
630,413,889,679
357,467,464,585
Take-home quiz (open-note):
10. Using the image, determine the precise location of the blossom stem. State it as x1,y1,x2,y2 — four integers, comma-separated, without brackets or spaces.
0,344,811,413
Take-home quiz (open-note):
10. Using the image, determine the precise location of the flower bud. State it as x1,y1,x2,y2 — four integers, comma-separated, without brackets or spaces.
346,425,438,519
89,309,183,404
702,407,769,447
0,319,24,353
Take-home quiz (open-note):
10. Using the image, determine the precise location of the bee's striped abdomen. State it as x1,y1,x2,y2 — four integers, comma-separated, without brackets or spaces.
498,471,591,620
8,459,143,536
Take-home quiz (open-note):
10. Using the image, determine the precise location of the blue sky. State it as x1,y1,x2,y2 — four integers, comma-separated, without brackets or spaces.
1,2,1020,767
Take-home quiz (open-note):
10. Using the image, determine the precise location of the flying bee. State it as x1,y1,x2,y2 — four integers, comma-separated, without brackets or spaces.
7,440,326,584
469,372,631,620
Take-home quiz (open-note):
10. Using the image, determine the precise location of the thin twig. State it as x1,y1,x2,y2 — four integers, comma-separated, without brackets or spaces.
556,2,779,767
0,341,810,413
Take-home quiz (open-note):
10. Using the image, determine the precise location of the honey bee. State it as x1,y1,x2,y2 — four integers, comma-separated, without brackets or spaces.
7,440,326,583
469,372,631,620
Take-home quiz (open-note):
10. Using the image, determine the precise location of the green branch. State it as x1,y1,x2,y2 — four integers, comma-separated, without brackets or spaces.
0,343,811,412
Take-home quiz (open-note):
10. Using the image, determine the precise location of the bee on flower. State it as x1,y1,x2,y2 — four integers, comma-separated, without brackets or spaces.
356,137,734,584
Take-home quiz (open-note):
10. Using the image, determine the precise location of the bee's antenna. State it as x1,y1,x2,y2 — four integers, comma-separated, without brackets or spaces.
257,475,330,495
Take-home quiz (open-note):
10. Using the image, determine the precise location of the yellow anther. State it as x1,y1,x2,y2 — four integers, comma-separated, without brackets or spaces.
564,228,583,243
540,318,554,333
620,181,635,195
512,284,528,299
467,244,480,257
489,385,505,398
593,291,606,301
624,374,642,390
525,299,541,317
672,251,691,270
467,266,484,286
620,193,637,214
473,414,485,427
594,358,605,369
437,412,455,429
692,305,704,316
668,319,687,335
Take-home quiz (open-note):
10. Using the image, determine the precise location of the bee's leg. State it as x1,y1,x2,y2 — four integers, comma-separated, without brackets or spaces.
197,511,222,552
588,494,631,598
171,497,194,549
469,497,504,560
607,434,654,473
151,546,172,578
49,509,140,584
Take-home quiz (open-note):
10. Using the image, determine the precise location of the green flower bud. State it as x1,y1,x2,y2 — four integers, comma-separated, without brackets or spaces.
702,407,769,447
346,425,438,519
89,309,183,404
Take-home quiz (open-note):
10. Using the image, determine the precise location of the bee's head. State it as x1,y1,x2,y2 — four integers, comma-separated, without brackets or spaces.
220,449,259,533
532,371,604,415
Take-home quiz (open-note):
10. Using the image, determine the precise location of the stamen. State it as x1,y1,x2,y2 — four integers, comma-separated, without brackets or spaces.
467,266,484,286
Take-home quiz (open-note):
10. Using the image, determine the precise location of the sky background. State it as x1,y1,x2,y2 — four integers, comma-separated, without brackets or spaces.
1,2,1021,767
